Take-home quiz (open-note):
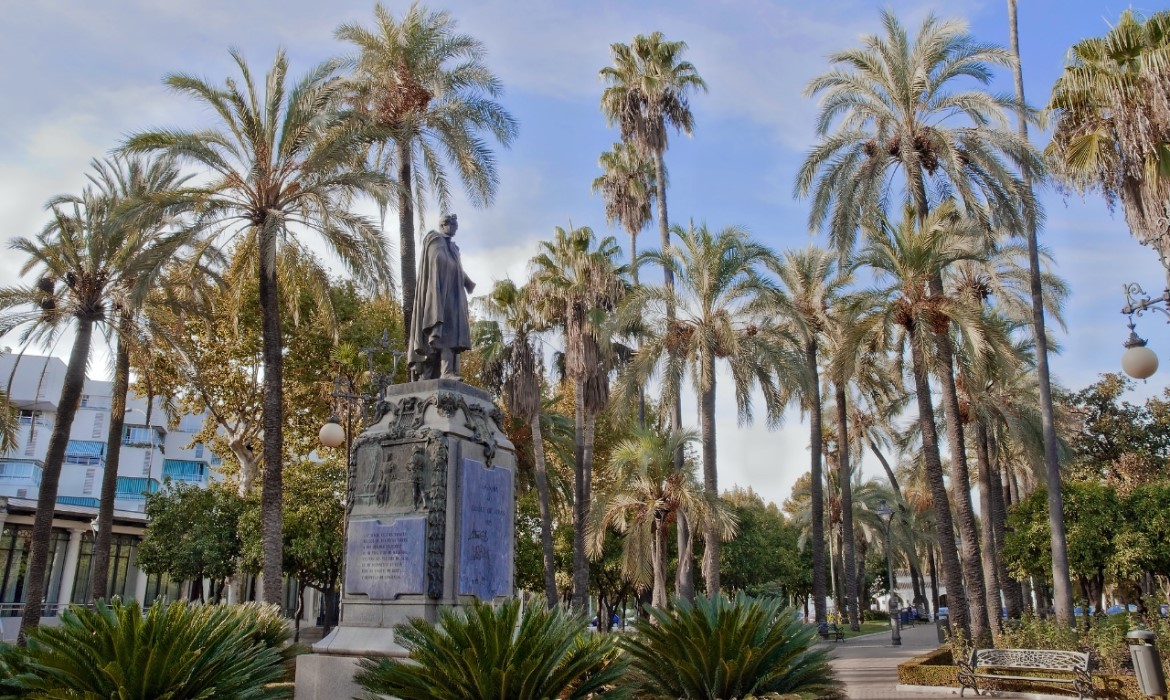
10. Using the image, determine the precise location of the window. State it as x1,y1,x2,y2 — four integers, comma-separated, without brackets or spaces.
144,572,183,609
80,394,89,408
71,534,136,604
194,443,204,458
123,425,155,446
65,454,101,465
0,527,69,615
177,414,203,433
16,410,36,425
91,412,105,439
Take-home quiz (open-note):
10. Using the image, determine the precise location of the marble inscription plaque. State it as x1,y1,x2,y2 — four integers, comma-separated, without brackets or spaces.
345,516,425,600
457,458,514,599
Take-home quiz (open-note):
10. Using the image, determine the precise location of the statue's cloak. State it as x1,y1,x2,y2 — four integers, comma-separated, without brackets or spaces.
408,230,473,372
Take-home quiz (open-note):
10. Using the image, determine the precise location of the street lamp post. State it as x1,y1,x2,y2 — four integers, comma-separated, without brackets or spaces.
1120,283,1170,380
878,500,902,646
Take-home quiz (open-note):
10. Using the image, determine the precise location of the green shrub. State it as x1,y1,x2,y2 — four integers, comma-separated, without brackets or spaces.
621,593,843,699
8,599,290,699
354,598,629,700
0,642,29,699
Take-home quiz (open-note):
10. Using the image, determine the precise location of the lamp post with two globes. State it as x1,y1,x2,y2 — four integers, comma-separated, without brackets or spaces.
877,500,902,646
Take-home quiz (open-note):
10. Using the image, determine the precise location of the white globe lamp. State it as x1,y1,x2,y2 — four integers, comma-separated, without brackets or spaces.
319,415,345,448
1122,324,1159,380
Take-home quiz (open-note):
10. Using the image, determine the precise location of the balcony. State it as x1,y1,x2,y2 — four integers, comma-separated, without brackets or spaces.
65,440,105,466
0,460,42,486
162,459,207,483
115,476,160,500
56,496,99,508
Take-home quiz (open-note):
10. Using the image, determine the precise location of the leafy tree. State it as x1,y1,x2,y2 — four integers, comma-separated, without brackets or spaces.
137,481,246,601
720,487,809,601
124,49,391,604
1047,9,1170,260
336,2,518,327
280,455,345,636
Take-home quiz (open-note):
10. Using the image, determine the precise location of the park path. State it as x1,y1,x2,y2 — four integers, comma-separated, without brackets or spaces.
827,621,957,699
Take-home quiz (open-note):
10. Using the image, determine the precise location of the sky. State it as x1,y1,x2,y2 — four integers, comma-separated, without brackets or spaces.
2,0,1168,508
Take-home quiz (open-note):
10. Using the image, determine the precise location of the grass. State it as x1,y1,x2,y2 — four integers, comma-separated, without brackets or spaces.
843,620,894,638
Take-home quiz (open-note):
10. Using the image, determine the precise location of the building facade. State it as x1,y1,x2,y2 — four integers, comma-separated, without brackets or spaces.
0,352,219,638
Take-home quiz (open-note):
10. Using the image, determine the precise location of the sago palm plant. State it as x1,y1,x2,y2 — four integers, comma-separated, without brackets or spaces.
621,593,842,700
354,598,629,700
7,599,291,699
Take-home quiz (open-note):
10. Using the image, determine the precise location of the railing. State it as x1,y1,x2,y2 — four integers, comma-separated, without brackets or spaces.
0,602,61,617
115,476,160,499
163,460,206,483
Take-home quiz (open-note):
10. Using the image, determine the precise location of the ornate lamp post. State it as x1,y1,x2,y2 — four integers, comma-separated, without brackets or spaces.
1120,284,1169,379
318,330,406,454
877,500,902,646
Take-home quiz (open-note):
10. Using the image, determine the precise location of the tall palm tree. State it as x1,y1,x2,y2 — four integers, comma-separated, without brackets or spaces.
758,246,847,623
600,33,706,599
124,49,392,605
0,389,15,453
336,2,518,329
591,142,657,287
589,427,735,608
797,10,1049,634
0,183,186,637
621,223,789,594
1046,8,1170,261
79,154,200,602
528,225,626,611
474,279,557,607
1007,0,1079,624
850,205,1000,640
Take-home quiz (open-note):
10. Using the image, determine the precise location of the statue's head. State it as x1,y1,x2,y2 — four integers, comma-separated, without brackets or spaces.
440,213,458,236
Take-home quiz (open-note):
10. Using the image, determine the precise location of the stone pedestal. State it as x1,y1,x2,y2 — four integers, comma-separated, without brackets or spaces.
295,379,515,699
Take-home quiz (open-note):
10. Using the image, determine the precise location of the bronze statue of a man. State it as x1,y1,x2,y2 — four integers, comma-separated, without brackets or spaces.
408,214,475,380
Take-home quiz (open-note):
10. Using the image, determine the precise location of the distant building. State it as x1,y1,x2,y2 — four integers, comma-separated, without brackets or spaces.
0,352,221,638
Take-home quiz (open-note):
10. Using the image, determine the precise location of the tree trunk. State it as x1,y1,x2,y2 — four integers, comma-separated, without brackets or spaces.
868,436,901,499
18,317,96,641
1007,0,1074,625
398,139,417,338
93,311,132,601
530,414,558,608
928,278,990,642
806,340,828,624
835,383,860,631
988,432,1025,618
571,381,589,612
258,227,285,606
929,545,941,617
908,335,970,639
652,521,668,608
700,355,720,595
973,419,1003,639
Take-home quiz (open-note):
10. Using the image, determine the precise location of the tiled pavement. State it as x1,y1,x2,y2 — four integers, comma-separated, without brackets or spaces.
827,621,959,699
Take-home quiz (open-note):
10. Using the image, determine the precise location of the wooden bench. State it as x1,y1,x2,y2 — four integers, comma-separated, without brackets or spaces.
818,622,845,642
958,648,1094,699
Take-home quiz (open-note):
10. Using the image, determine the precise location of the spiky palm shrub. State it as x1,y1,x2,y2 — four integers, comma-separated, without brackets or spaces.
355,598,629,700
621,593,842,700
8,600,291,699
0,643,27,699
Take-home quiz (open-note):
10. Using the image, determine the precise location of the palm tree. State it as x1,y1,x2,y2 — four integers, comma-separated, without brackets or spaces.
600,33,706,598
589,427,734,608
474,279,557,607
0,389,15,453
80,154,198,602
1009,0,1078,624
591,142,657,286
0,182,186,637
336,2,518,330
621,223,789,594
850,205,1000,640
528,225,626,611
123,49,392,605
1046,9,1170,260
758,245,846,623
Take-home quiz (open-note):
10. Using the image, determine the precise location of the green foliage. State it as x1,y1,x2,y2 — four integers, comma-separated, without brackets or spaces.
621,593,842,699
354,598,628,700
721,487,810,600
278,456,344,594
6,599,291,699
138,481,246,590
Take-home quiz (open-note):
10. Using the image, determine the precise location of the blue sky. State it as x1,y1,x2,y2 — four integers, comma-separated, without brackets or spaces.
2,1,1168,506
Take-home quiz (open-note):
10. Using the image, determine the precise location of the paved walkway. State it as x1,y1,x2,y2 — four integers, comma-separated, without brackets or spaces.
827,622,957,699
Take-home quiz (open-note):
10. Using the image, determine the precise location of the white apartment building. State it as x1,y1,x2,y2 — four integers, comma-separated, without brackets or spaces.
0,351,221,637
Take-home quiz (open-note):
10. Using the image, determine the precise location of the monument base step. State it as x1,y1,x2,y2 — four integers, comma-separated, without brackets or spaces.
293,627,409,700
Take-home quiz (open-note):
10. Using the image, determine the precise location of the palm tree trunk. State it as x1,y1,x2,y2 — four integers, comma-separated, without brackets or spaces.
908,336,970,639
18,317,96,640
571,381,589,612
988,433,1024,617
652,521,668,608
868,437,901,499
928,281,990,642
929,544,941,617
630,230,647,429
92,311,132,601
398,139,417,338
259,228,285,606
973,418,1003,639
530,413,558,608
835,383,860,631
806,340,828,624
1007,0,1074,625
700,354,719,595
